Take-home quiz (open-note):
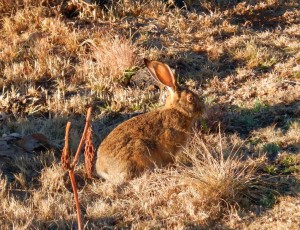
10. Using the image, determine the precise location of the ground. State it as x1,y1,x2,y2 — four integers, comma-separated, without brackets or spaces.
0,0,299,229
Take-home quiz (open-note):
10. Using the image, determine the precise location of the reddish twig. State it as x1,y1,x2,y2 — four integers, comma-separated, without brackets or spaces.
61,121,82,230
61,107,93,230
70,107,92,169
69,170,82,230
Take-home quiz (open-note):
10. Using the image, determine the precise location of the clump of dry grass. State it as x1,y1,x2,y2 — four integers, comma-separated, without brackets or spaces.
104,0,169,19
230,38,282,69
90,35,138,80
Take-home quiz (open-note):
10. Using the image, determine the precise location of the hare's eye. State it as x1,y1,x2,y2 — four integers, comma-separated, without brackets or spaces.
187,95,193,103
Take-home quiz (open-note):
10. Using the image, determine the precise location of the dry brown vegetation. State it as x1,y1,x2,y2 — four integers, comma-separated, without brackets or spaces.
0,0,299,229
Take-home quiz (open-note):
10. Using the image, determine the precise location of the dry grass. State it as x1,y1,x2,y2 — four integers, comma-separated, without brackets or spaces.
0,133,268,229
0,0,299,229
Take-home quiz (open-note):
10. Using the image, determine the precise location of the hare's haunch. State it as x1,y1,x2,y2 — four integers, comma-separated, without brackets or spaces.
96,59,204,184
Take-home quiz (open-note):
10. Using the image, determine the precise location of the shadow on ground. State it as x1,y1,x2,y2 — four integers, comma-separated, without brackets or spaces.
221,100,300,137
189,0,299,32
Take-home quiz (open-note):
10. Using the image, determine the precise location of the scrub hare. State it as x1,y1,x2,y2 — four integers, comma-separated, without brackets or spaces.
96,59,203,184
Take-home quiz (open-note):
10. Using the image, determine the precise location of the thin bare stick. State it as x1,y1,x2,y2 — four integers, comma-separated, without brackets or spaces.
282,80,300,85
69,170,82,230
61,122,83,229
71,107,92,169
61,108,93,230
61,122,71,170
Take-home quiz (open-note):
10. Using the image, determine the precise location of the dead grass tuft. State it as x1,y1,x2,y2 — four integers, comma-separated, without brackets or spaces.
92,35,138,80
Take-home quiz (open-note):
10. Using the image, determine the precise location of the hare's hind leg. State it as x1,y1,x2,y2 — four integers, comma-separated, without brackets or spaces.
96,158,131,184
128,154,156,178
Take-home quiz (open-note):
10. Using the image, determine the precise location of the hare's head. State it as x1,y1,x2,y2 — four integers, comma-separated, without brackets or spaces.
144,59,204,120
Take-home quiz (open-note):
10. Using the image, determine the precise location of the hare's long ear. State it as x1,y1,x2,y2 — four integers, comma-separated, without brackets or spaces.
144,59,177,90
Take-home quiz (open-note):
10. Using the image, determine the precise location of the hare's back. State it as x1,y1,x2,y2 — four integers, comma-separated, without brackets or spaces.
98,108,191,157
98,110,163,154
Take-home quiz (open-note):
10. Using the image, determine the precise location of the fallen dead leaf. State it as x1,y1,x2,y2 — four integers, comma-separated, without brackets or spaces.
15,133,50,152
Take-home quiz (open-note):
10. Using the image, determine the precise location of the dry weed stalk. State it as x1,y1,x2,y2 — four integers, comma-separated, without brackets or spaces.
84,125,95,179
61,122,72,171
61,107,94,230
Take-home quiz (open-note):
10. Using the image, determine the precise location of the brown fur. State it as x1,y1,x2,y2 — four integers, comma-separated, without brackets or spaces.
96,59,204,184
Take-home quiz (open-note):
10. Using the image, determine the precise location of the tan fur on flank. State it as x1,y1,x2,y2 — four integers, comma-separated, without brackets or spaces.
96,59,204,184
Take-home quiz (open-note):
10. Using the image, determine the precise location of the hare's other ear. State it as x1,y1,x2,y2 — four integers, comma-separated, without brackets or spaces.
144,59,177,90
